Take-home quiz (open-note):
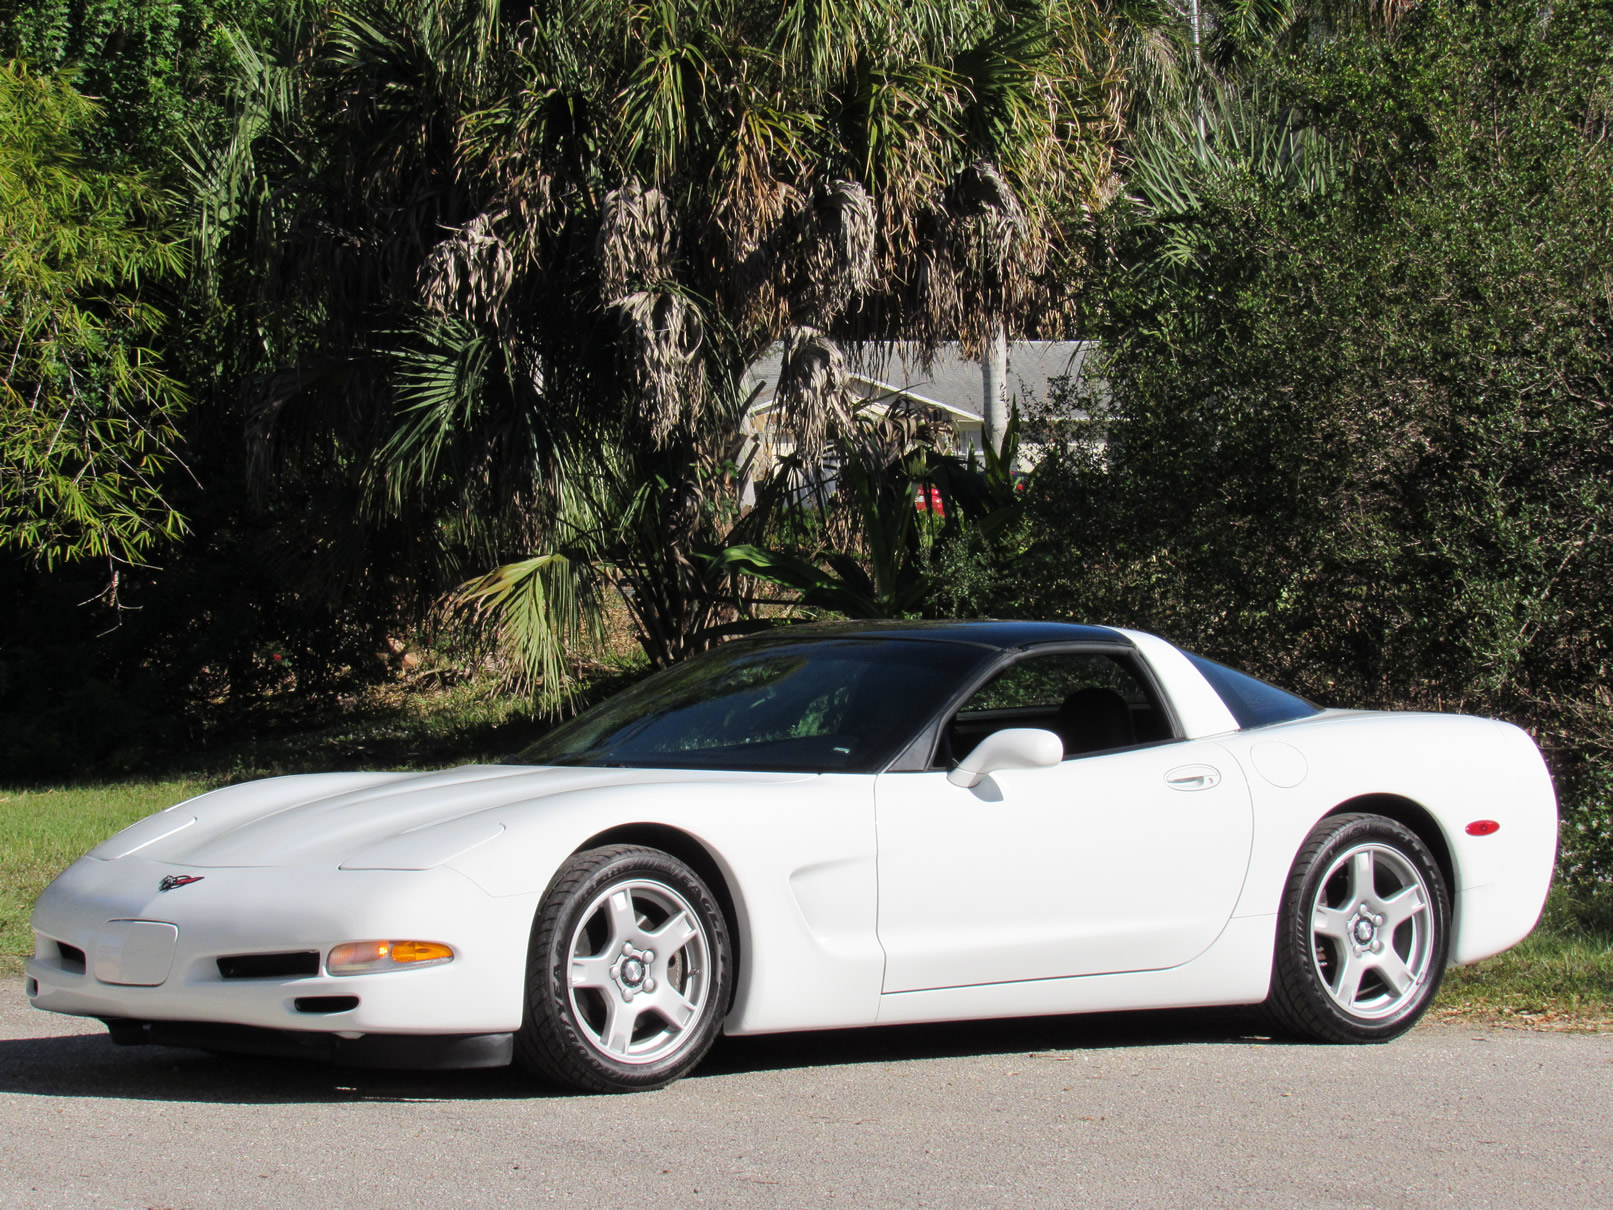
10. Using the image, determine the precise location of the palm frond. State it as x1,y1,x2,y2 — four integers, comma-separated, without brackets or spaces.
1128,80,1341,227
370,316,494,511
774,326,853,466
453,550,606,709
419,210,516,324
609,288,709,446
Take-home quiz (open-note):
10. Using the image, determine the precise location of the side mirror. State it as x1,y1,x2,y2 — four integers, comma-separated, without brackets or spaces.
947,728,1064,788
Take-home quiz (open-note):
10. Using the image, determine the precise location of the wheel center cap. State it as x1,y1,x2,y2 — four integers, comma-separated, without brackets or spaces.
1353,918,1375,944
609,943,657,1000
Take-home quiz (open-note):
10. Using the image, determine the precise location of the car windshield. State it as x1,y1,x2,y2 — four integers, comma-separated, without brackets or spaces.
513,636,993,773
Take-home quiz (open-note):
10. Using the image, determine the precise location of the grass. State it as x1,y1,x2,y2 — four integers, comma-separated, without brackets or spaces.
151,674,559,785
1436,934,1613,1027
1434,887,1613,1028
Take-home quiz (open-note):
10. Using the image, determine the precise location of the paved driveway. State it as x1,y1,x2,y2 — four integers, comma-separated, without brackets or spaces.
1,986,1607,1209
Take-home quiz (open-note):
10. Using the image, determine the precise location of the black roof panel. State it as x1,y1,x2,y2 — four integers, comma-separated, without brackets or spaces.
735,619,1130,651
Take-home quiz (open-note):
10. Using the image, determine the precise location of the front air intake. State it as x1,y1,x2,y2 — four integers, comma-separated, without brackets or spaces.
217,951,321,980
294,996,360,1014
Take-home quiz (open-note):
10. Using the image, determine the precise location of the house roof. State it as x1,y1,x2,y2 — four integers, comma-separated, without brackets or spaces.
744,340,1096,423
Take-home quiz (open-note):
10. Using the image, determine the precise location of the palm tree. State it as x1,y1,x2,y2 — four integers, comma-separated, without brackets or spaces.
204,0,1130,700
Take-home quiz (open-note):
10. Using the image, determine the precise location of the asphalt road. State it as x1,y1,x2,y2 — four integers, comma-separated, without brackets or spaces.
1,985,1607,1210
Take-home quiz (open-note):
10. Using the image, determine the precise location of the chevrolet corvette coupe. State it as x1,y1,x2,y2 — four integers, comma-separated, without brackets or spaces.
27,621,1557,1092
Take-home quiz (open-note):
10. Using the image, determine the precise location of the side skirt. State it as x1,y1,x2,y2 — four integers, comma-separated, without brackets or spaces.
872,914,1277,1027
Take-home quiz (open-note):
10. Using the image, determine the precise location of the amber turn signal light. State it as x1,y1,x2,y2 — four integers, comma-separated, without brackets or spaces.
390,940,454,964
327,940,454,975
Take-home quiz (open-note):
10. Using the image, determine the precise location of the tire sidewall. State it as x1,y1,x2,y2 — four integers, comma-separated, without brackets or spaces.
523,846,732,1092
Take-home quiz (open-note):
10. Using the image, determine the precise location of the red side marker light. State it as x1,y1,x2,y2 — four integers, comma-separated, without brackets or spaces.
1466,820,1501,836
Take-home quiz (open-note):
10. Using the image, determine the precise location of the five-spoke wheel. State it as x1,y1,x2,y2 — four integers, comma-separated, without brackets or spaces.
516,845,732,1092
1267,813,1450,1042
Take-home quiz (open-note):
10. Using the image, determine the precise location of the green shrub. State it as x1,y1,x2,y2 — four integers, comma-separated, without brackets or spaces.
1014,0,1613,884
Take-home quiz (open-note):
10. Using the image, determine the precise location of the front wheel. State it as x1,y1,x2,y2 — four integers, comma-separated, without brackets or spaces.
1266,813,1450,1043
516,845,732,1093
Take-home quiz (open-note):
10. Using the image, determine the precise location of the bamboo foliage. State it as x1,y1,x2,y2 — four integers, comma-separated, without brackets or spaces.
0,61,189,572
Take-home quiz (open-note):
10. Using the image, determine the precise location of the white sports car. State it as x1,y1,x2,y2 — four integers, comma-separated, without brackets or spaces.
27,622,1557,1092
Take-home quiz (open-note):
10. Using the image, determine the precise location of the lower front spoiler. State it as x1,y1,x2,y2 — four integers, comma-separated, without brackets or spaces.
100,1017,515,1070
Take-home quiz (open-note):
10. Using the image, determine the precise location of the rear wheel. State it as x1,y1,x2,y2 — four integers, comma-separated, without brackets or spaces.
1266,813,1449,1042
516,845,732,1093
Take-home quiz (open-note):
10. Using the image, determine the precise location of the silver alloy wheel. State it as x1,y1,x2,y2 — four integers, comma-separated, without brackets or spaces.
1308,841,1435,1020
564,877,713,1065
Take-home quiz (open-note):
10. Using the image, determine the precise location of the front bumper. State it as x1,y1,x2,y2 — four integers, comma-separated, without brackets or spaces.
26,855,538,1047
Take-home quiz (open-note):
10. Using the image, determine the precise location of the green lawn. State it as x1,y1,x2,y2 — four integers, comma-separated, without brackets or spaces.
3,776,1608,1027
1436,899,1613,1027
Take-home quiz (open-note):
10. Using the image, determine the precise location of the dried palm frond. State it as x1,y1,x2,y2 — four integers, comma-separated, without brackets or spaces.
953,159,1027,272
912,209,962,346
712,75,809,256
1373,0,1420,28
419,211,516,325
948,159,1052,344
713,94,804,333
848,396,942,471
610,289,707,445
774,325,852,465
791,178,877,326
597,178,676,301
498,170,555,268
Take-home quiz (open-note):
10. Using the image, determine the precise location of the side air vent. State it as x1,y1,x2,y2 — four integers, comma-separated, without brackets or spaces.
56,942,86,973
217,951,321,980
294,996,359,1014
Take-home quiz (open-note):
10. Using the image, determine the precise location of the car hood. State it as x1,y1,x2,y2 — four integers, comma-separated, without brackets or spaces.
88,764,812,870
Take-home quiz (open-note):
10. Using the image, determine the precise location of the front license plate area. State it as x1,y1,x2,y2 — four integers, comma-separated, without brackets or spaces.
94,920,180,986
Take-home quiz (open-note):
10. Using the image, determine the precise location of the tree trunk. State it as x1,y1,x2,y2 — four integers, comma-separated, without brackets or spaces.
981,322,1009,459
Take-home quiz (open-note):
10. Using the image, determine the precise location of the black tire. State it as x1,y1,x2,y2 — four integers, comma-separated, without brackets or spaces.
515,845,732,1093
1266,812,1450,1043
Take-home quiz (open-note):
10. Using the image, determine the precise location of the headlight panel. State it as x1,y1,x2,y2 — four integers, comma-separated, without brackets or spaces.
326,940,454,975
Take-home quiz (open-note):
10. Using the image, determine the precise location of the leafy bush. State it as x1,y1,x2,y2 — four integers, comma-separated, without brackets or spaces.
1014,0,1613,883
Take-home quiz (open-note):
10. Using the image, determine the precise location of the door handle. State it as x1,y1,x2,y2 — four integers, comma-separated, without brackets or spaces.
1166,764,1222,791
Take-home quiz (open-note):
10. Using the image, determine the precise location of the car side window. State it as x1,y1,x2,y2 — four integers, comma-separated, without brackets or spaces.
934,651,1172,769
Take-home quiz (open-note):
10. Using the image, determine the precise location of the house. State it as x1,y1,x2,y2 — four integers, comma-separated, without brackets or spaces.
740,340,1098,475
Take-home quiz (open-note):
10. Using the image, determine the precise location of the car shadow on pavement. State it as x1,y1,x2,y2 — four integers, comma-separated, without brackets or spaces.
0,1007,1273,1105
699,1006,1274,1080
